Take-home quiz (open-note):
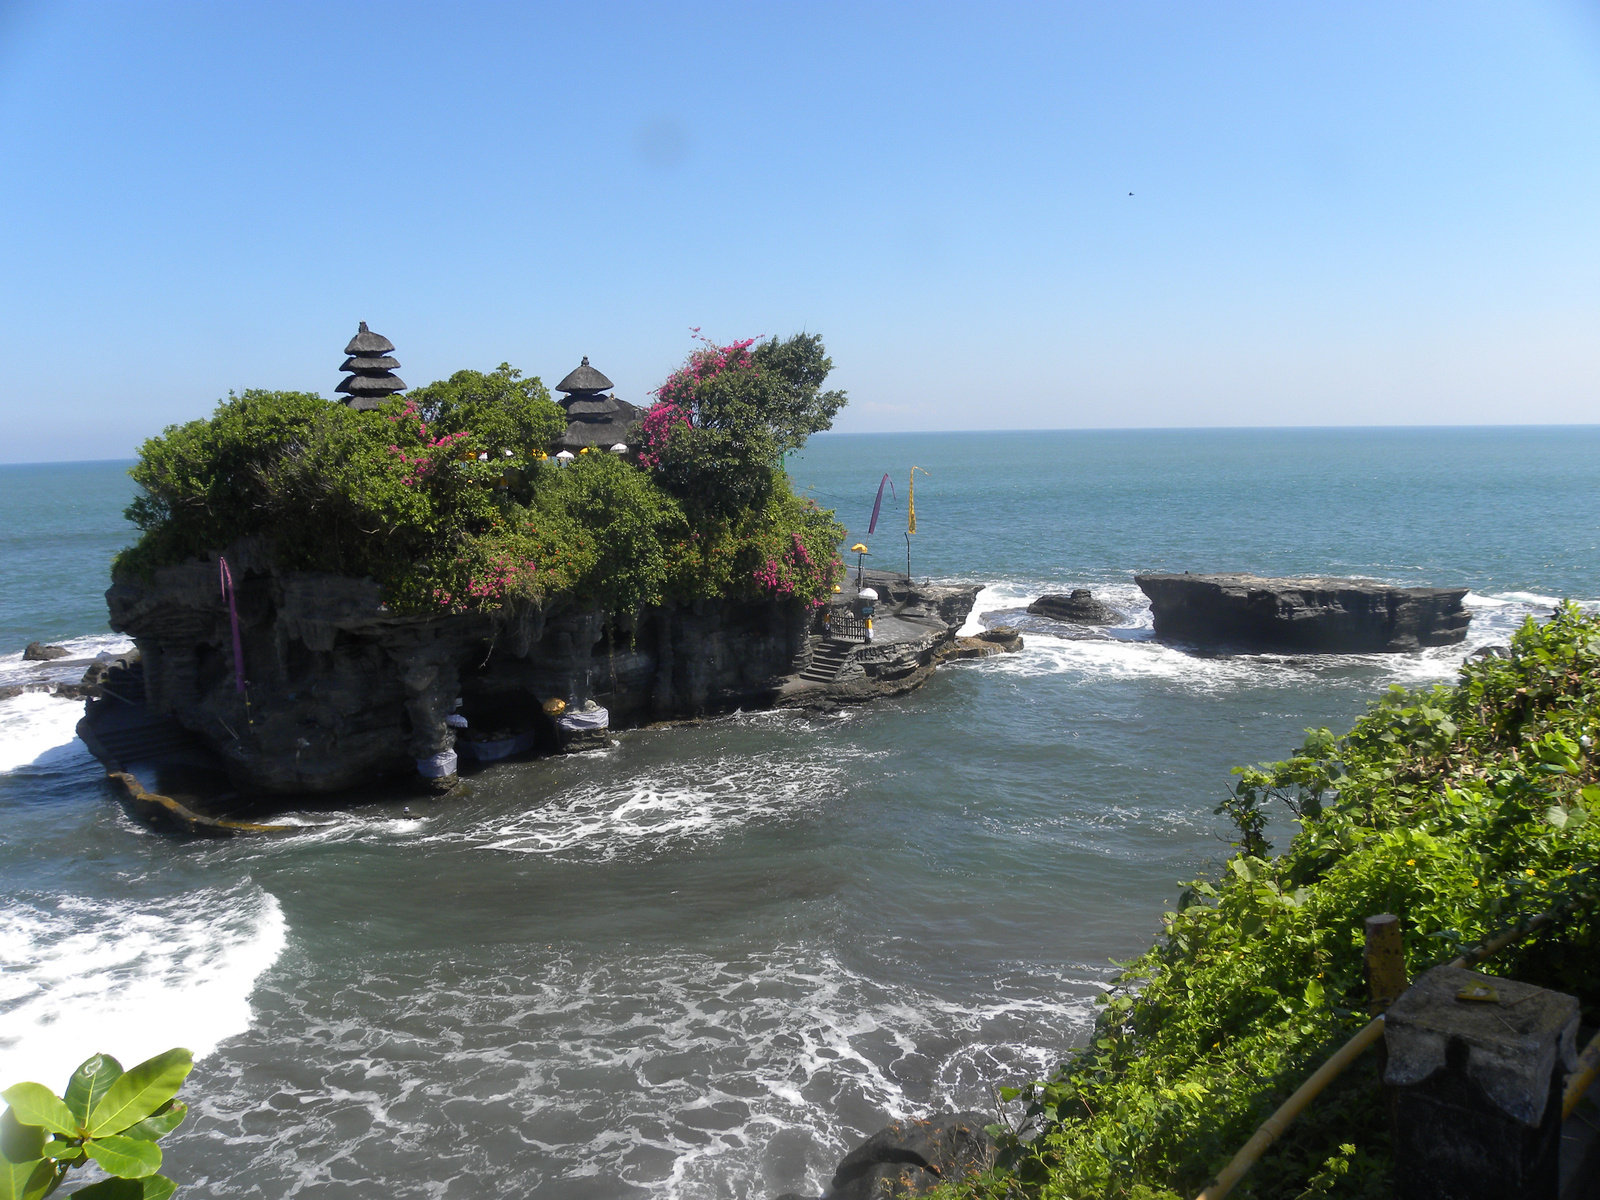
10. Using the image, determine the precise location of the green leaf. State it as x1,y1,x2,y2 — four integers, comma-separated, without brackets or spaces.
0,1087,78,1139
1304,977,1325,1008
0,1156,55,1200
997,1086,1021,1103
1546,805,1569,829
1580,784,1600,805
121,1104,185,1144
0,1111,44,1166
81,1136,160,1180
37,1141,82,1162
86,1052,191,1138
63,1176,176,1200
63,1058,123,1128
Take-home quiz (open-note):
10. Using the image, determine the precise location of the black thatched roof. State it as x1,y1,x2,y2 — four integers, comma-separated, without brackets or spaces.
344,321,395,355
552,396,642,450
564,396,624,418
340,355,401,373
337,374,408,395
553,416,639,451
343,393,387,412
556,356,614,394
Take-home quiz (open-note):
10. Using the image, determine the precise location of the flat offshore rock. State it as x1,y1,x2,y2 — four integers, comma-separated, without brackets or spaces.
1135,572,1470,653
1027,589,1123,625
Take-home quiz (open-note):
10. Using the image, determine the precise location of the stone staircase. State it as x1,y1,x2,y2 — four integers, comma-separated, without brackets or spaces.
796,637,854,686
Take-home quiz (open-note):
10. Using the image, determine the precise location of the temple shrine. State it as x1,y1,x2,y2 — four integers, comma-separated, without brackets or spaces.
552,357,642,452
336,322,406,408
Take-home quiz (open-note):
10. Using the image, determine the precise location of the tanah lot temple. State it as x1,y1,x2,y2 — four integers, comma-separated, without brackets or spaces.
335,323,642,455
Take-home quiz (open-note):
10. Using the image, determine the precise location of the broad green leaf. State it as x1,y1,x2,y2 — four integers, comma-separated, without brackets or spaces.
0,1110,44,1166
121,1103,185,1144
64,1057,123,1127
997,1086,1021,1103
0,1156,55,1200
1304,977,1325,1008
86,1052,191,1138
1546,805,1569,829
60,1176,175,1200
1580,784,1600,805
0,1088,77,1139
37,1140,82,1162
82,1136,160,1179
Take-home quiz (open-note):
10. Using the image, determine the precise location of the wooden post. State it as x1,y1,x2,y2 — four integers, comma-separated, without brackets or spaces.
1364,913,1407,1013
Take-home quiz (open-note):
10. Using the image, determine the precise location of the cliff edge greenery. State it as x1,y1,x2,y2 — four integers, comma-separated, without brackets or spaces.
947,605,1599,1200
116,333,846,614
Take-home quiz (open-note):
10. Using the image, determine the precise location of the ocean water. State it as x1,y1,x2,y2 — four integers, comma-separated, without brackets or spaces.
1,429,1596,1198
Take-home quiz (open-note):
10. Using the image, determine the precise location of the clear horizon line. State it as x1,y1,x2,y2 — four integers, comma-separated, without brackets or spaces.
4,420,1599,467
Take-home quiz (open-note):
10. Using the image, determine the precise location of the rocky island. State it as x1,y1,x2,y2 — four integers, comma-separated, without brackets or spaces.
1135,571,1471,652
83,327,1004,805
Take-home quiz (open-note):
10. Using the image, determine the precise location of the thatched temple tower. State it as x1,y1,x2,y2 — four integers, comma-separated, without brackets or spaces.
553,357,643,451
337,322,406,409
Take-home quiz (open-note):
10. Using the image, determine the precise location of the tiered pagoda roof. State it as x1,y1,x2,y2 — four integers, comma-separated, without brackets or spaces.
552,356,643,450
337,322,406,409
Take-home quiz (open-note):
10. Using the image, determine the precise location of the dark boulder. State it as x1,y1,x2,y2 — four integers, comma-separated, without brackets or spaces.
23,641,69,661
1027,589,1123,625
816,1112,997,1199
1135,573,1470,653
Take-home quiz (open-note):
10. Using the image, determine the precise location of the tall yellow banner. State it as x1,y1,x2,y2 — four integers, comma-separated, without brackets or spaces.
908,466,928,534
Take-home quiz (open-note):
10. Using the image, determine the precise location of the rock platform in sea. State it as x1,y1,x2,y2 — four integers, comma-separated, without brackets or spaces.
23,641,69,661
1026,589,1123,625
1135,572,1470,653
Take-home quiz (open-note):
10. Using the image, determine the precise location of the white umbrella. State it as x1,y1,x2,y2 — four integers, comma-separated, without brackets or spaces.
859,588,879,602
610,443,628,454
555,450,575,462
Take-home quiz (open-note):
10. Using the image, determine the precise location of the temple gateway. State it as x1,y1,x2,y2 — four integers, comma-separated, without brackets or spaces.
552,357,642,452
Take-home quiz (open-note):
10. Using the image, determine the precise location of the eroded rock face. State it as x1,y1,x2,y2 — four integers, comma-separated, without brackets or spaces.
22,641,69,661
1135,572,1470,653
803,1112,997,1200
1027,589,1123,625
106,541,814,793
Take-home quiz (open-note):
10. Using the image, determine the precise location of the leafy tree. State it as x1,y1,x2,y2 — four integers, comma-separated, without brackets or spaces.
642,332,848,521
2,1049,192,1199
404,364,565,456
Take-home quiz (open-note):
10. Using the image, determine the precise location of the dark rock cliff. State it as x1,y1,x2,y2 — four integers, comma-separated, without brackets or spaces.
104,546,981,794
1135,572,1471,653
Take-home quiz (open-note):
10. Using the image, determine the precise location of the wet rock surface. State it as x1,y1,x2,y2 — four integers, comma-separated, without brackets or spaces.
22,641,69,661
98,548,979,796
1135,572,1471,653
774,1112,997,1200
1027,589,1123,625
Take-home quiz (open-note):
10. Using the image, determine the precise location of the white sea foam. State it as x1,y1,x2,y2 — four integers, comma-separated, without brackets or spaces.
0,884,286,1089
203,944,1104,1200
434,751,863,860
0,692,91,774
0,635,132,689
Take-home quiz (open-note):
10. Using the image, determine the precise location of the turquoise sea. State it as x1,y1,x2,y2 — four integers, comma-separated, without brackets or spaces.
1,428,1597,1198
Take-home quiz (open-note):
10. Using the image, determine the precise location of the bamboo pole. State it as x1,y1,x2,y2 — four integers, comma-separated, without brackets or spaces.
1563,1028,1600,1121
1194,1018,1386,1200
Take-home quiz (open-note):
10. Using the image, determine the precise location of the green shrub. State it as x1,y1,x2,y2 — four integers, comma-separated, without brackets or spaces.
946,605,1600,1200
116,342,847,615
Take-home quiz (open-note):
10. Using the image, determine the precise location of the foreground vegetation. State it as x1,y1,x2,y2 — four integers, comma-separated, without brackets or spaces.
117,334,846,614
950,605,1600,1200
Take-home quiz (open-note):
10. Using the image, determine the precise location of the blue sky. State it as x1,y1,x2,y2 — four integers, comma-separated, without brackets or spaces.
1,1,1598,460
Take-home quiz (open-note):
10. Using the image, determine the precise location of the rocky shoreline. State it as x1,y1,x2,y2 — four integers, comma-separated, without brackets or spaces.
83,551,1006,801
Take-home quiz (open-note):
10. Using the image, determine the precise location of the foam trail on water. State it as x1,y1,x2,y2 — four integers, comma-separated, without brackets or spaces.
0,693,91,774
0,885,287,1088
